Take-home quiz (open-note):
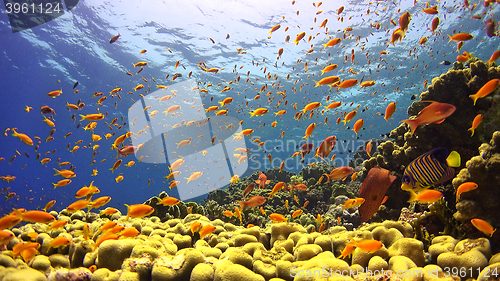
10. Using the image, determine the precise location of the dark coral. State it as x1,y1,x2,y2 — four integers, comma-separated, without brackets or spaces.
453,131,500,251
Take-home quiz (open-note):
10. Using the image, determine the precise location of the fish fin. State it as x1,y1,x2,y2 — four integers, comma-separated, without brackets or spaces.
469,94,478,105
407,190,418,202
446,151,461,167
401,119,418,135
435,167,455,185
237,200,245,211
265,180,271,184
433,118,446,124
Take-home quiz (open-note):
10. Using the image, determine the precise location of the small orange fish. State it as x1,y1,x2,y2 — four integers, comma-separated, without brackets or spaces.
384,102,396,122
471,218,496,237
469,79,500,105
269,213,287,223
347,237,383,252
468,114,482,136
292,209,303,218
125,204,154,220
352,119,364,135
448,33,473,42
456,182,478,202
159,197,180,206
199,224,217,239
407,189,443,203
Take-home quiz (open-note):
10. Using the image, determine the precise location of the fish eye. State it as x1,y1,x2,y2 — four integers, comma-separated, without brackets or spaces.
403,175,410,184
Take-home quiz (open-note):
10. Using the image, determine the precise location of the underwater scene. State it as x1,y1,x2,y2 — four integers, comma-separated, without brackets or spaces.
1,0,500,280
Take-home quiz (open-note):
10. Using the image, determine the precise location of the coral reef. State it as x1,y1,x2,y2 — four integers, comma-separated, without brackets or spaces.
5,213,500,281
453,131,500,243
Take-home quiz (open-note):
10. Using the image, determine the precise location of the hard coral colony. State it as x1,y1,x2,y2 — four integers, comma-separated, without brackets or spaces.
1,1,500,280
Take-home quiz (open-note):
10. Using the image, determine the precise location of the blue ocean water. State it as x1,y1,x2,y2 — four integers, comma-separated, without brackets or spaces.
0,0,498,214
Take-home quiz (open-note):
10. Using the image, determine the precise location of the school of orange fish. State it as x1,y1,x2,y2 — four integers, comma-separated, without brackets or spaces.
1,0,500,261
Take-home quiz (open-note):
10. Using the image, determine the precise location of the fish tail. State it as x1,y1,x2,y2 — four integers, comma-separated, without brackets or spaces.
469,94,478,105
237,200,245,211
407,190,418,202
401,119,418,135
53,168,60,176
447,34,453,43
492,228,497,237
313,80,320,87
468,127,474,136
79,114,86,121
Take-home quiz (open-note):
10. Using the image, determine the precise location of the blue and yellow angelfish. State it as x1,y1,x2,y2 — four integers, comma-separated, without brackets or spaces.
401,148,461,192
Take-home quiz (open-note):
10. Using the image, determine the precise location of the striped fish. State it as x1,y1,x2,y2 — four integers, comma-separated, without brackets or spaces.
401,148,460,192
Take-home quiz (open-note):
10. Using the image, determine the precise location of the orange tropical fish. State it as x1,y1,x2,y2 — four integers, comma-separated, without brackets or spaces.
89,196,111,211
47,89,62,98
269,213,287,223
302,123,316,140
360,81,375,87
487,50,500,63
320,64,338,75
314,76,340,87
337,79,358,90
471,218,496,237
11,129,33,145
79,113,104,121
324,101,342,110
255,172,271,189
302,102,322,113
159,197,180,206
269,24,281,34
366,142,372,157
324,166,354,182
430,17,439,33
322,38,342,49
384,102,396,122
348,237,383,252
292,209,303,218
237,195,266,210
250,108,269,117
338,243,356,259
352,119,364,135
456,182,478,202
43,200,56,212
190,221,202,235
49,220,67,230
115,175,124,183
185,171,203,183
199,224,217,239
468,114,482,136
401,102,456,135
268,182,286,199
292,32,306,45
341,198,365,210
448,33,473,42
407,189,443,203
109,159,122,173
342,110,357,125
66,200,90,213
125,204,154,220
469,79,500,105
120,227,140,238
48,237,71,251
100,207,119,216
399,12,411,31
53,179,72,188
54,168,76,178
16,210,55,223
